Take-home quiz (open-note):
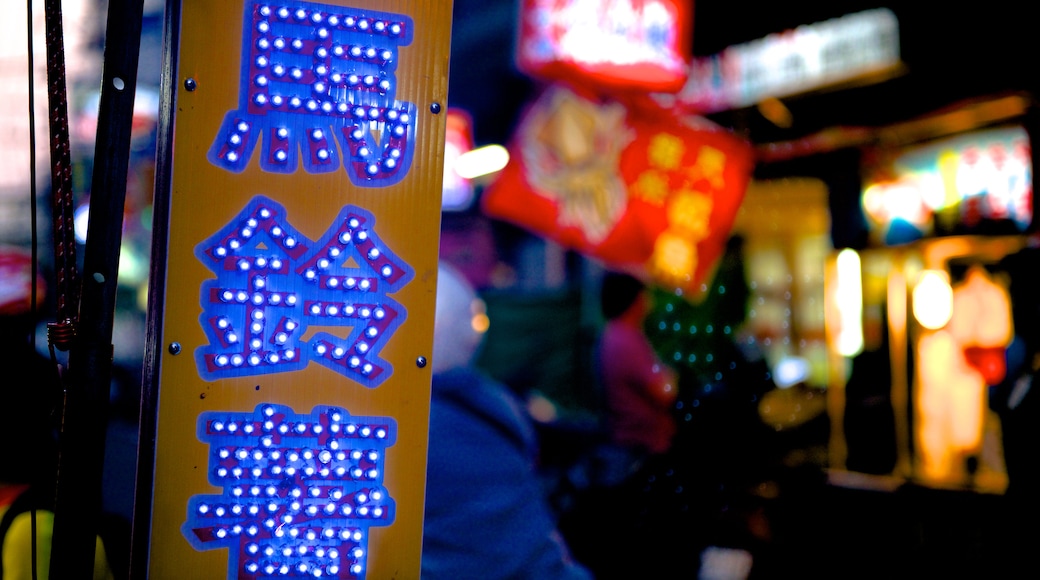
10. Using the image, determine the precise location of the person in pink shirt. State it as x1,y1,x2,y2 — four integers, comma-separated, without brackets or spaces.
597,271,678,461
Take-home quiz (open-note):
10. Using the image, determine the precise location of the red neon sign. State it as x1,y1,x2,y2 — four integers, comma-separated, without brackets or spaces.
516,0,691,93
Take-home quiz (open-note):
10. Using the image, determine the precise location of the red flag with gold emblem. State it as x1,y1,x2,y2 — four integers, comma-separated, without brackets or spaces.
481,83,754,294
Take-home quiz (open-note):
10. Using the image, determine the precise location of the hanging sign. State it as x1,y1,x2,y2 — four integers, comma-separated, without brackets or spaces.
516,0,691,93
481,83,753,294
674,8,901,114
138,1,453,578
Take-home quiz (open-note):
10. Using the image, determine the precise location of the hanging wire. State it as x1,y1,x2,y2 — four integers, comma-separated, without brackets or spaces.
26,0,40,577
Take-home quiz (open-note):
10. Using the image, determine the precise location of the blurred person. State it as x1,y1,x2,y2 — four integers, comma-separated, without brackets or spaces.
421,261,591,579
0,246,118,579
596,270,678,466
560,271,692,578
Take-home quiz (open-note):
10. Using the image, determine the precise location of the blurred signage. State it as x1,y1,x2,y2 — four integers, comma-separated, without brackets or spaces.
516,0,691,93
673,8,900,113
861,125,1033,245
141,1,452,578
482,83,753,295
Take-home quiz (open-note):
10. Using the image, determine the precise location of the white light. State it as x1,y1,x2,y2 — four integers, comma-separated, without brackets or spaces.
454,144,509,179
773,356,810,389
913,270,953,330
835,249,864,357
73,203,90,244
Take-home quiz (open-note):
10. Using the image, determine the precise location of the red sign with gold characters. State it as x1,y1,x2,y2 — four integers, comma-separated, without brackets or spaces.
481,83,754,294
516,0,692,93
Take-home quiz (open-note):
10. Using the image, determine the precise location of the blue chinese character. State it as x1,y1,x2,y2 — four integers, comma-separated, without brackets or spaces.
209,1,416,187
194,195,413,387
182,404,396,579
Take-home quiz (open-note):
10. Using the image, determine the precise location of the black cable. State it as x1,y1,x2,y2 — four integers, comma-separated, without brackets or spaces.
26,0,40,578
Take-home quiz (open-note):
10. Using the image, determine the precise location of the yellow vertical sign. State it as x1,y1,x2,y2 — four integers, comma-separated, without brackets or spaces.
141,1,452,578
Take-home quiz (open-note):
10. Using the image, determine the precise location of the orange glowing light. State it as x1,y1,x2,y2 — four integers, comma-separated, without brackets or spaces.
915,264,1013,487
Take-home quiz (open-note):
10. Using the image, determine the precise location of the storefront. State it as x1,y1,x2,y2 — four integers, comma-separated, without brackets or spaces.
825,110,1035,492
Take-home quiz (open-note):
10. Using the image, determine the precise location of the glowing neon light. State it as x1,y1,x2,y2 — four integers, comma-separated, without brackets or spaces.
913,270,953,330
678,8,900,113
517,0,690,92
454,145,509,180
209,1,416,186
835,248,864,358
195,195,413,387
182,403,396,580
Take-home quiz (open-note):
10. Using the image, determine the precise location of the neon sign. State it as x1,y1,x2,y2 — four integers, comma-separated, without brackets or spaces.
675,8,900,113
861,125,1032,245
209,1,416,186
195,195,413,387
182,403,396,579
517,0,690,93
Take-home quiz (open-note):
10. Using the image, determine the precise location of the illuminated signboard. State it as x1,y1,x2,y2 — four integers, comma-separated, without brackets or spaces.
194,196,412,387
183,404,396,578
516,0,691,93
208,2,417,185
672,8,901,113
139,1,452,578
861,125,1033,245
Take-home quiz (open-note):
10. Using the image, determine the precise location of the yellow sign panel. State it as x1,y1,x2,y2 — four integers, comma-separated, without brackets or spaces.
142,1,452,578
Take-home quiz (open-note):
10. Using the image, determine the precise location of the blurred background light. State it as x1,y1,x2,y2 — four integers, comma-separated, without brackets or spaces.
913,269,953,330
835,248,863,357
453,144,509,180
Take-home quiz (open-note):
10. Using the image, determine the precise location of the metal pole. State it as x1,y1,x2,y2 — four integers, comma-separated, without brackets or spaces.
48,0,145,576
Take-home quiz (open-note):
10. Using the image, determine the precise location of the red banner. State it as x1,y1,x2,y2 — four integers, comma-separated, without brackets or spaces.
481,84,753,294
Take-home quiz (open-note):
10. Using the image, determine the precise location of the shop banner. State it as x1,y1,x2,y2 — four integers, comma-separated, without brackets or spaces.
481,83,753,294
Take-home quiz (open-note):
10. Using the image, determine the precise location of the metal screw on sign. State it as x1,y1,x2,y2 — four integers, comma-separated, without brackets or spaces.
169,342,182,355
429,102,441,114
184,77,197,91
416,356,427,368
